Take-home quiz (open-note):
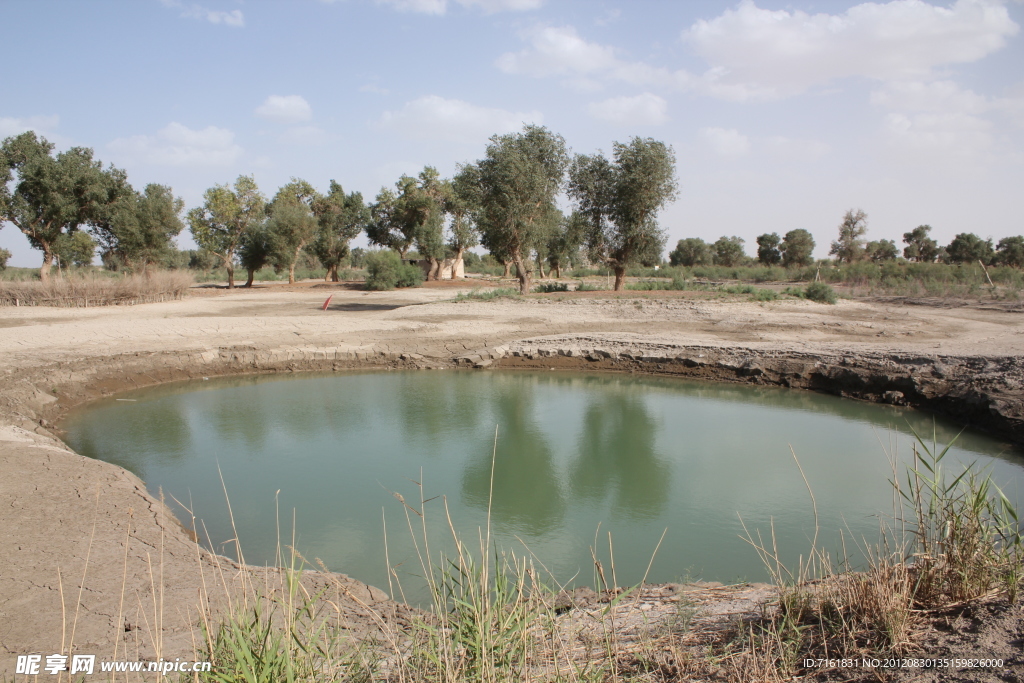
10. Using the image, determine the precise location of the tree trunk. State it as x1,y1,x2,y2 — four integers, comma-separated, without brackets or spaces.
288,263,296,285
226,264,235,289
502,260,511,279
613,265,626,291
537,254,546,279
428,257,440,281
39,248,53,282
513,256,531,295
454,247,465,279
245,268,256,287
329,264,339,282
554,263,561,279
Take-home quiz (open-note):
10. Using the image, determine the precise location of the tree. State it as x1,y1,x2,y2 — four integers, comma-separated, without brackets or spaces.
713,236,745,266
266,179,319,284
668,238,711,267
902,224,939,262
0,247,11,270
547,211,587,278
568,137,677,290
366,181,416,258
0,132,123,280
311,181,367,282
996,236,1024,268
944,233,994,265
187,175,266,288
781,229,815,267
865,239,899,262
93,183,184,272
756,233,781,266
444,165,482,278
237,222,273,287
829,209,868,264
411,167,447,280
53,231,97,268
473,125,569,294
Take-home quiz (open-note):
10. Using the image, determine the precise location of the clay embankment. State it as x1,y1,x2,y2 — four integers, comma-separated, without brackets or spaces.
1,284,1022,672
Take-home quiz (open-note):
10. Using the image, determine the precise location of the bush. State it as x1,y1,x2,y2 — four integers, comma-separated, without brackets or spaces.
804,281,838,304
364,251,423,291
534,281,569,293
752,288,779,302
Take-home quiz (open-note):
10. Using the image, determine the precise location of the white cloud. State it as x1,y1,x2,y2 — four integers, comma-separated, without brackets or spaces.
883,111,993,158
700,127,750,156
684,0,1018,100
380,95,542,144
0,115,60,138
108,122,243,166
255,95,312,124
280,126,335,146
374,0,540,14
160,0,244,27
588,93,668,125
871,80,989,114
496,25,620,77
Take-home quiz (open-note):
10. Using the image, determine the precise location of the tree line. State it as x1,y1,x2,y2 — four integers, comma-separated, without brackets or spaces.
0,127,680,293
668,209,1023,270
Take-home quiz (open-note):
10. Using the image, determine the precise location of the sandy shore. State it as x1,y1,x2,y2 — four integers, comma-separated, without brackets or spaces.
2,281,1022,674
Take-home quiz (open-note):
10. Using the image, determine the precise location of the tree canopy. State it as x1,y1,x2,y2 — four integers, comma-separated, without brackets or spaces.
311,181,367,282
781,229,815,267
903,225,939,263
756,233,782,266
187,175,266,288
568,137,677,290
829,209,868,264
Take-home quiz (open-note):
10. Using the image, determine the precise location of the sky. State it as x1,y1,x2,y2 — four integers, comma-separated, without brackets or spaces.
2,0,1023,267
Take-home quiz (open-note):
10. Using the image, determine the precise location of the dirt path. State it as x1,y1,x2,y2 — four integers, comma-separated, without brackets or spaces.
1,282,1022,675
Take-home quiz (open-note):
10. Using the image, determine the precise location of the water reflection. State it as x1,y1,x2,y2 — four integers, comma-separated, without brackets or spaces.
461,384,565,534
571,393,669,520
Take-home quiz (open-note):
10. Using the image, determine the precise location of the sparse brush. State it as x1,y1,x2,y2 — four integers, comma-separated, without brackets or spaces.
0,270,193,306
533,281,569,293
454,287,522,302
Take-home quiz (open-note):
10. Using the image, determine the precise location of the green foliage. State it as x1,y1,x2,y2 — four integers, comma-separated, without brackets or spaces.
364,250,422,290
0,131,126,280
781,229,816,267
996,236,1024,268
625,274,689,290
574,280,604,291
53,230,97,268
472,125,570,294
187,175,266,288
311,181,367,283
756,232,782,266
93,183,184,272
713,235,746,266
533,281,569,293
865,238,899,262
829,208,868,264
804,281,838,304
568,137,677,290
0,247,11,270
945,232,995,265
752,287,779,301
903,225,939,262
454,287,522,301
668,237,712,267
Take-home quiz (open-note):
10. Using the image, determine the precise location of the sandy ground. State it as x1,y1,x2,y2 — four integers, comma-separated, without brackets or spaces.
1,280,1023,678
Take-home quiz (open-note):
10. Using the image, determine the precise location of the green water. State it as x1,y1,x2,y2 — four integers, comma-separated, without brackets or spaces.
62,371,1023,596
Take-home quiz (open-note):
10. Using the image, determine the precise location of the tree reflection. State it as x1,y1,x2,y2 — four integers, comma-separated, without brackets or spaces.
570,393,670,520
461,385,565,534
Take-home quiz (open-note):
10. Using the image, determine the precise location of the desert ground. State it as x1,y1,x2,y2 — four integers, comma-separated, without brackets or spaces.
1,279,1023,679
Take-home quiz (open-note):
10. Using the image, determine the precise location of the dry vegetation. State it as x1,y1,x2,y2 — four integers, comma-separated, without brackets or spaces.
0,271,193,307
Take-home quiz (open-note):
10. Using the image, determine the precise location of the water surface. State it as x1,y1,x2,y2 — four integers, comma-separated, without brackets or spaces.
62,371,1023,596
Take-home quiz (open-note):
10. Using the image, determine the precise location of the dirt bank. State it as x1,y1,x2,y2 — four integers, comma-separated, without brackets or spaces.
1,282,1022,675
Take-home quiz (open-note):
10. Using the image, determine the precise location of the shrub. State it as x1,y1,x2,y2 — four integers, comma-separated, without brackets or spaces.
364,251,422,291
534,281,569,293
804,281,838,304
574,281,604,292
753,288,778,301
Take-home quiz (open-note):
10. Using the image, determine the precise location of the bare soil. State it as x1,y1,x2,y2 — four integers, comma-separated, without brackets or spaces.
2,279,1023,678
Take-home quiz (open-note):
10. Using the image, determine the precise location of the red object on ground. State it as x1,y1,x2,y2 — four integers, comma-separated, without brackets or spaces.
322,294,333,311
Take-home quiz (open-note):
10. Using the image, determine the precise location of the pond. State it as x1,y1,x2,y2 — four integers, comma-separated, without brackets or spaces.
61,370,1023,598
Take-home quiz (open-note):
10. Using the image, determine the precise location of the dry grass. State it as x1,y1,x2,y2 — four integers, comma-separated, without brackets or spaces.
0,271,193,307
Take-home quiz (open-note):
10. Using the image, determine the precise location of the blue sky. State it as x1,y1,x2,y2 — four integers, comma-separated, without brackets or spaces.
2,0,1023,266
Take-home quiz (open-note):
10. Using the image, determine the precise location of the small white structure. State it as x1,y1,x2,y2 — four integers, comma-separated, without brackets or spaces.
411,258,465,280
